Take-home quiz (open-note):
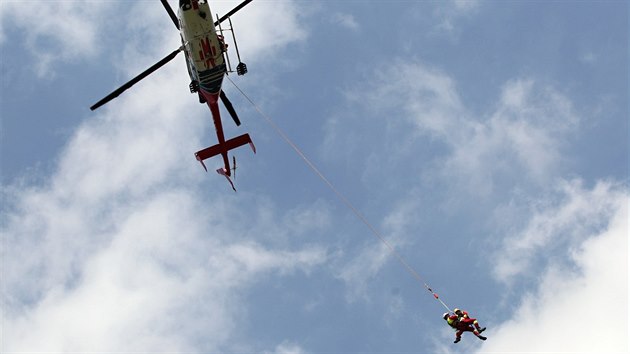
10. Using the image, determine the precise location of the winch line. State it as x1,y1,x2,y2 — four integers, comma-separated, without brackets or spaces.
227,76,452,313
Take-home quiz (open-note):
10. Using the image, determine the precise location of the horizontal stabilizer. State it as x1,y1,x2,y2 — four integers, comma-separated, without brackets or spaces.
195,133,256,167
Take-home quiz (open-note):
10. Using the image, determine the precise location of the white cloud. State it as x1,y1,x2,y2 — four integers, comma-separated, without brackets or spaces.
331,12,360,31
4,192,327,351
444,78,578,195
0,1,118,76
3,161,328,352
494,179,626,282
479,181,628,352
266,340,306,354
328,63,579,197
322,61,463,170
214,0,309,64
432,0,481,34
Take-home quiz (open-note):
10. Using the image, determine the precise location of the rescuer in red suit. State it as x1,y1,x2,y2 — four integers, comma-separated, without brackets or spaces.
454,308,486,333
443,311,487,343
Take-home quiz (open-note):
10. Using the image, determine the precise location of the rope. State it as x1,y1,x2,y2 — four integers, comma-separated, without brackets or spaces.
226,76,452,313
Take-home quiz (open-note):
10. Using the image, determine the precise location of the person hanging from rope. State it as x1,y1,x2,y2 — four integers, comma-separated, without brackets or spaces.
454,308,486,333
443,312,487,343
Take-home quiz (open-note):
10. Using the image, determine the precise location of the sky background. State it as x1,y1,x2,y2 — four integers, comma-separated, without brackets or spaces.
1,0,628,353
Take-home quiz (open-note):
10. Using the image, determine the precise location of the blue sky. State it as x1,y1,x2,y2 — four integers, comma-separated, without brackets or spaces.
1,0,628,353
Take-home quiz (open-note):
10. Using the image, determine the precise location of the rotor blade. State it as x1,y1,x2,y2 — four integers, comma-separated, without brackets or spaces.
160,0,180,30
214,0,253,26
90,47,182,111
220,90,241,126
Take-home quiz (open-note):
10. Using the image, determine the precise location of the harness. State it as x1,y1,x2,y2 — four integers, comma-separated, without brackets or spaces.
446,317,458,328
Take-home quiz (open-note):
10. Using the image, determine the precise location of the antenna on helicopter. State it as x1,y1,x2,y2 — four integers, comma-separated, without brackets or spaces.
232,156,237,179
228,16,248,76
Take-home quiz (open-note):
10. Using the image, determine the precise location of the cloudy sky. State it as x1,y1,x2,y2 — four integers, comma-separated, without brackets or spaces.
1,0,628,353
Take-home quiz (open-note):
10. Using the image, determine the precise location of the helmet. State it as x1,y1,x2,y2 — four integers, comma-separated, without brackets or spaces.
443,312,450,320
454,308,462,314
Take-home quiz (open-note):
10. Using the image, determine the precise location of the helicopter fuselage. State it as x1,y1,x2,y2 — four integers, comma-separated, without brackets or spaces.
178,0,226,95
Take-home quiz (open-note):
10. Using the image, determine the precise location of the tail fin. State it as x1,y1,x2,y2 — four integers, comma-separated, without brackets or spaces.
217,167,237,191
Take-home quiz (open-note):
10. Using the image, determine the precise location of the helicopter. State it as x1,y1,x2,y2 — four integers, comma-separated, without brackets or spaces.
90,0,255,191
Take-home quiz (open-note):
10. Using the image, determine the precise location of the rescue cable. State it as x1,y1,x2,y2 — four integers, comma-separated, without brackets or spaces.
227,77,452,313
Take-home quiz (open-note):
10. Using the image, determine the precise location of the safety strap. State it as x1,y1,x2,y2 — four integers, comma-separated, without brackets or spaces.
424,284,452,312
